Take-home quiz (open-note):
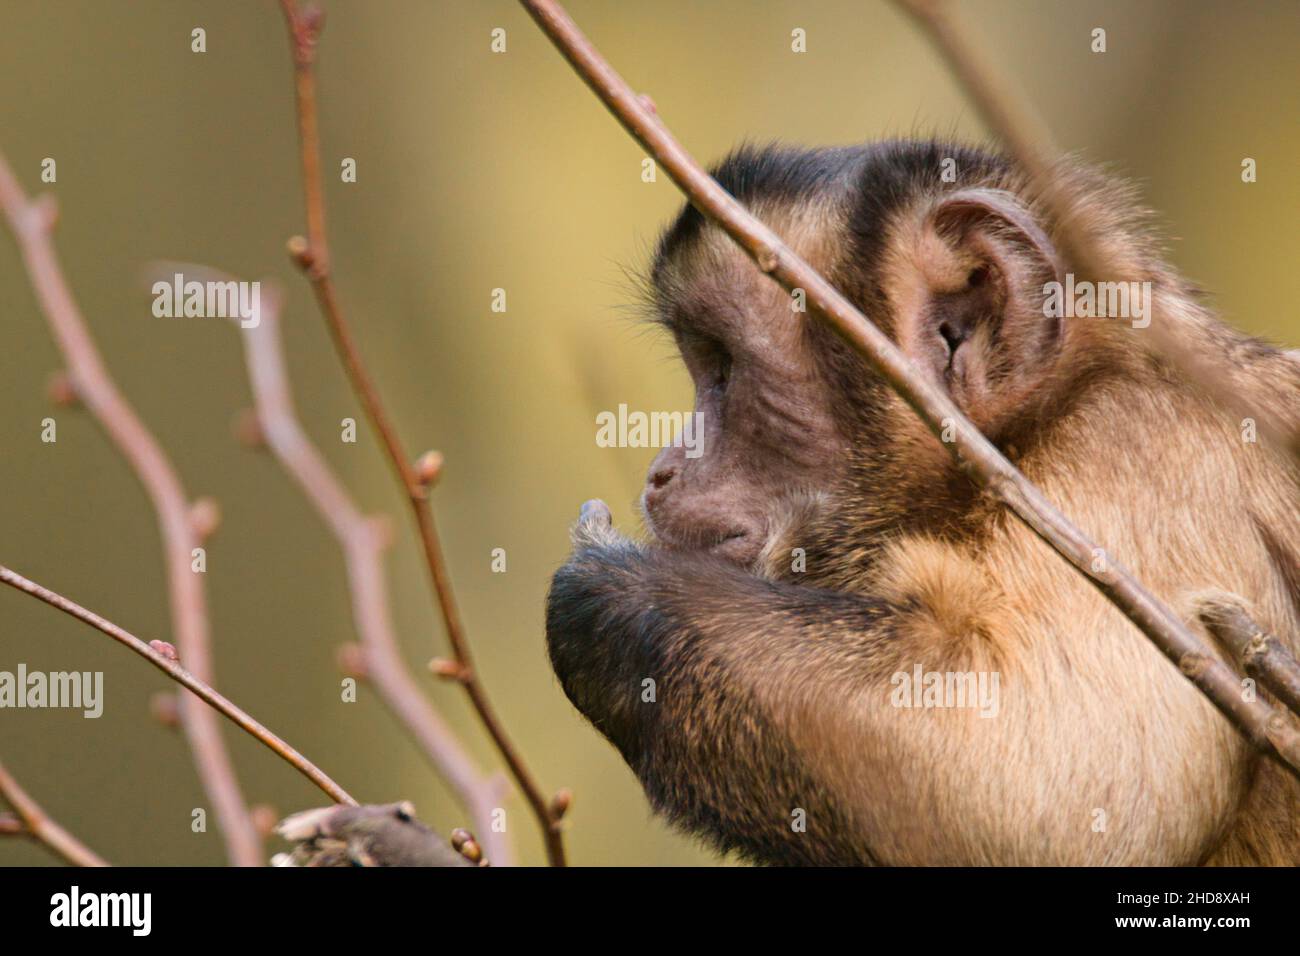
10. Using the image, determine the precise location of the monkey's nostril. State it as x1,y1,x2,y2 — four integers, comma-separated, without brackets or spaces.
650,468,675,489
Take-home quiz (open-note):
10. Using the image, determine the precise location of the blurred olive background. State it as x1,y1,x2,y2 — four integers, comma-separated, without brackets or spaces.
0,0,1295,866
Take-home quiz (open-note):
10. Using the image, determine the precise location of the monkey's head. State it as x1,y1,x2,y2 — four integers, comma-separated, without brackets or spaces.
639,140,1138,576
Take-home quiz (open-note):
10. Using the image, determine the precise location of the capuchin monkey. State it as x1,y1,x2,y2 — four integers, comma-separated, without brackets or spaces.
546,140,1300,866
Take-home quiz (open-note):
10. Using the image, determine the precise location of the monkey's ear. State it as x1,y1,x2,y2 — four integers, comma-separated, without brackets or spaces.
894,187,1063,436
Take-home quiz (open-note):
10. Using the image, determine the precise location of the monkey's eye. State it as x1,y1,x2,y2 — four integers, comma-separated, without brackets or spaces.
680,332,732,394
707,346,733,391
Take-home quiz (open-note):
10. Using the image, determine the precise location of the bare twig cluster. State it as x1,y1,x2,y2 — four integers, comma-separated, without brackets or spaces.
0,156,499,865
277,0,568,865
517,0,1300,777
153,262,514,865
236,282,516,864
0,0,569,866
0,152,270,865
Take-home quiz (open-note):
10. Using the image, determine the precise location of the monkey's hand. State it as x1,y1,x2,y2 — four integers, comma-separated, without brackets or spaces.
567,497,631,551
546,499,895,863
546,499,651,762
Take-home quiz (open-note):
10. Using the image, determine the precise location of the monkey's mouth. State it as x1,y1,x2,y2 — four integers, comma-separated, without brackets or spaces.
706,531,758,564
704,529,748,549
645,517,757,565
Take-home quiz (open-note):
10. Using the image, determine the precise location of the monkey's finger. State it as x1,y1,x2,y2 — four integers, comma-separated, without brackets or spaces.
571,498,618,549
579,498,612,528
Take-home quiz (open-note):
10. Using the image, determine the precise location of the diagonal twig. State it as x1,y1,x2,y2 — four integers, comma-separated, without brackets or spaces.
0,758,109,866
0,151,264,865
276,0,567,864
516,0,1300,778
0,565,355,807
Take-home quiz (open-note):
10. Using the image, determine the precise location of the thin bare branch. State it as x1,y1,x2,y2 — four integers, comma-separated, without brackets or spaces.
0,151,264,865
155,262,514,864
890,0,1300,459
0,759,109,866
276,0,566,864
0,564,356,806
517,0,1300,778
1198,592,1300,716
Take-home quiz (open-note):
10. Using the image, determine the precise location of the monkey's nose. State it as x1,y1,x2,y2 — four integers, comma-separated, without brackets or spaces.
649,467,676,489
